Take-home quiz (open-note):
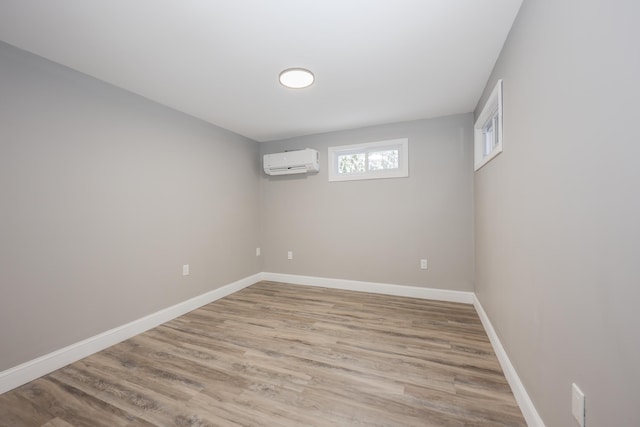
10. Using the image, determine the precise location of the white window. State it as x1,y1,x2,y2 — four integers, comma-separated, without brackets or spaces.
328,138,409,182
474,79,503,171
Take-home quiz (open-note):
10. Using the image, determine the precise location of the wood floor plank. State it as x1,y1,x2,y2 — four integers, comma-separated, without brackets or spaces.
0,391,53,427
0,281,526,426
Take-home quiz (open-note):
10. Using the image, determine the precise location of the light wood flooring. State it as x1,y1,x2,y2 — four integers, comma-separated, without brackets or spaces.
0,281,526,426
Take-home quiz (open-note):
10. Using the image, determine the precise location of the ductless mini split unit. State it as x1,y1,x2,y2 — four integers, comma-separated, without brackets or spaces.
263,148,320,176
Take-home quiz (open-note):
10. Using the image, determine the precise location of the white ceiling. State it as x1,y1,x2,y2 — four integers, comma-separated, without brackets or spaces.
0,0,522,142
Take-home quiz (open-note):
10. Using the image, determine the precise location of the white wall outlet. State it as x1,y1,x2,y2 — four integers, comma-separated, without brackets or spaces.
182,264,190,276
287,251,293,260
420,259,428,269
256,247,261,256
571,383,585,427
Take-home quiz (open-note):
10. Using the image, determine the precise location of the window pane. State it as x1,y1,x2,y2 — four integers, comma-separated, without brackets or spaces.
328,138,408,182
483,118,495,156
368,149,399,171
338,153,365,174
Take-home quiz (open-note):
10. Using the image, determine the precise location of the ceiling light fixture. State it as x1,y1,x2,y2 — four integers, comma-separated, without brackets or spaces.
279,68,315,89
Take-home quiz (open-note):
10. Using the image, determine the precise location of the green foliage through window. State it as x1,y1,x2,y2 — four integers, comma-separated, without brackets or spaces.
337,150,399,174
368,150,398,171
329,138,408,182
338,153,365,174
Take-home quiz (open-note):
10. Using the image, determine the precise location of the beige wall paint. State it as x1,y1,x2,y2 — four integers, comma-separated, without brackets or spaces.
474,0,640,426
260,115,474,291
0,42,261,371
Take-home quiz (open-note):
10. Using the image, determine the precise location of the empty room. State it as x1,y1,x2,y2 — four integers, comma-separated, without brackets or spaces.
1,1,638,426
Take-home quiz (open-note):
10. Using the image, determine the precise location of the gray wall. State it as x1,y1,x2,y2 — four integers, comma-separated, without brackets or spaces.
474,0,640,426
0,42,261,371
260,115,474,290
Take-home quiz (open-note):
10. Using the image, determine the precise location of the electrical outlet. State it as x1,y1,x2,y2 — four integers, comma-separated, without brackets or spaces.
420,259,428,269
256,247,261,256
572,383,585,427
287,251,293,260
182,264,190,276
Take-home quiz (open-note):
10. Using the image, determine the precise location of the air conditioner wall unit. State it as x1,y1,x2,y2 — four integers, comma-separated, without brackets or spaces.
263,148,320,176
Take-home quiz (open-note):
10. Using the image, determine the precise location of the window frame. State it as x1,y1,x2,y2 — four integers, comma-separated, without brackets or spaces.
328,138,409,182
474,79,503,171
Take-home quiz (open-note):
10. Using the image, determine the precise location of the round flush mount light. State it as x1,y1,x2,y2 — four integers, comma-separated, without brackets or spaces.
279,68,315,89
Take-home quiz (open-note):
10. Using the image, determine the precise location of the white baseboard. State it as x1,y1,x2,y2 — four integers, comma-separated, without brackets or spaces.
264,273,543,426
1,271,544,427
0,273,261,395
261,272,475,304
473,295,545,427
